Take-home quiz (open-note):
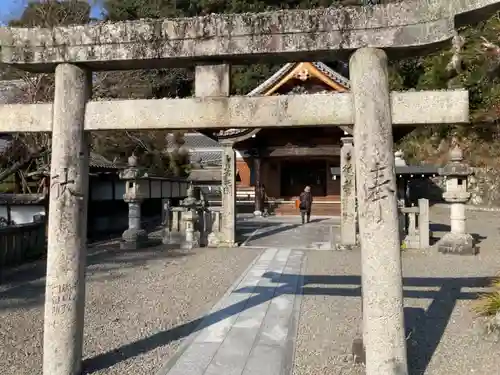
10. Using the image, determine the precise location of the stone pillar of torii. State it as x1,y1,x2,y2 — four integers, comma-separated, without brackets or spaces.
0,2,498,375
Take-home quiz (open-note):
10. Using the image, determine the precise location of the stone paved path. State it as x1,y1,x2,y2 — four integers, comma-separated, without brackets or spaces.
239,216,339,250
159,248,305,375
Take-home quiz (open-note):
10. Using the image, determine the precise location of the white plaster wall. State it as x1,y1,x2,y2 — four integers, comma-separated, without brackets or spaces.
10,205,45,224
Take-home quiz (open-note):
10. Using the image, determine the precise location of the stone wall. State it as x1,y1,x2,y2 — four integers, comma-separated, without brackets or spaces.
467,168,500,206
408,167,500,207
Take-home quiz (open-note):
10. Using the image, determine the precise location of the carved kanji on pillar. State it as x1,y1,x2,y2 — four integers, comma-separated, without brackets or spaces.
253,157,263,216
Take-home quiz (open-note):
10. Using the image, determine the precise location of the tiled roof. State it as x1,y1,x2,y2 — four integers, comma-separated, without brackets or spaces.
0,193,45,205
166,132,223,166
188,168,221,182
89,152,124,169
189,150,222,166
167,132,221,150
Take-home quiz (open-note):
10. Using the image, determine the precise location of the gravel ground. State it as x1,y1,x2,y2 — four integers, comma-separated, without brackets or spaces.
0,243,261,375
294,206,500,375
293,251,364,375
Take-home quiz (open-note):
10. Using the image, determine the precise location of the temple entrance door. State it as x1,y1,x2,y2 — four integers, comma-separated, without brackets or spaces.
280,160,327,197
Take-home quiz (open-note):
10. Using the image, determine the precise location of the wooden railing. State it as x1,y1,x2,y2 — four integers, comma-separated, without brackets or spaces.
0,220,46,268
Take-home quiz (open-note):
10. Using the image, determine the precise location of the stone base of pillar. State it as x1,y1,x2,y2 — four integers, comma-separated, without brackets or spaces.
120,228,149,250
335,243,359,251
162,229,183,246
332,227,359,250
253,210,262,217
437,232,478,255
207,231,223,247
221,241,238,248
181,232,200,250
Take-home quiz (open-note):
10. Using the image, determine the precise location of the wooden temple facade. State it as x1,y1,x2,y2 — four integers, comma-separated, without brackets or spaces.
198,61,417,216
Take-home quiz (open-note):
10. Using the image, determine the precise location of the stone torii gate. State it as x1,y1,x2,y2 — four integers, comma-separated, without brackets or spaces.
1,2,499,375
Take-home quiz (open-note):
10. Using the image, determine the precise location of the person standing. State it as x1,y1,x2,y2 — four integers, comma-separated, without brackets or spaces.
299,186,313,224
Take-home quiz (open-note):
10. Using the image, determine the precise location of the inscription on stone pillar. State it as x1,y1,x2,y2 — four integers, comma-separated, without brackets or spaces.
222,153,233,195
254,156,263,215
338,137,357,248
365,161,395,223
221,143,236,246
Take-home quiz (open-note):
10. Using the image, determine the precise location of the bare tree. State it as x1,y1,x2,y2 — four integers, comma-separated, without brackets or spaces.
1,0,191,190
0,1,92,191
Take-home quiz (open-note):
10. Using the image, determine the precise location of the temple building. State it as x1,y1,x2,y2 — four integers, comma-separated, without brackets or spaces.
185,61,429,215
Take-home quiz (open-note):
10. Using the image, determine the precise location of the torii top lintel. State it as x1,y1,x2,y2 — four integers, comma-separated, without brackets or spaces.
0,0,499,73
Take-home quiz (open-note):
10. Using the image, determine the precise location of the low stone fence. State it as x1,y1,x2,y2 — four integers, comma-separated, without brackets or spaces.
163,206,223,247
400,198,430,249
0,220,46,268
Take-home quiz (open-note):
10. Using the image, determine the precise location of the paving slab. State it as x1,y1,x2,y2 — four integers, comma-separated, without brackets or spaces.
159,248,305,375
240,217,340,250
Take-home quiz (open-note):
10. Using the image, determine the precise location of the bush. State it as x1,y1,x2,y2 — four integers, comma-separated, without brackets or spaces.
473,277,500,317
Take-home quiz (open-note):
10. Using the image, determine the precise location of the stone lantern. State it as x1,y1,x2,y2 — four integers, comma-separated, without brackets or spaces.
437,145,477,255
179,184,203,249
394,150,407,167
119,154,149,249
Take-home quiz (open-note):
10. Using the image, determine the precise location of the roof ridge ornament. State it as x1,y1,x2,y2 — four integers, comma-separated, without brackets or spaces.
295,67,310,81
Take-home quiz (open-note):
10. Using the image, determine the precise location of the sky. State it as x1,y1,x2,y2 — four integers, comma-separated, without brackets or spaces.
0,0,104,25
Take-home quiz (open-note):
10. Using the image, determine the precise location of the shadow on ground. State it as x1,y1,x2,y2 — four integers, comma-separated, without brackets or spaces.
236,218,330,246
1,217,326,311
429,222,487,247
0,244,193,311
0,219,167,288
81,271,492,375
